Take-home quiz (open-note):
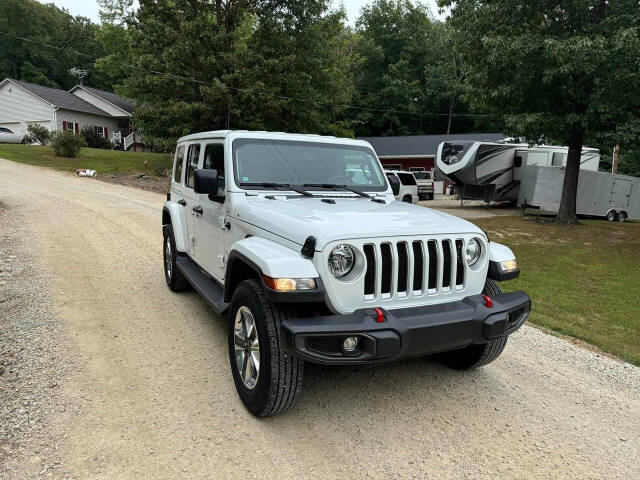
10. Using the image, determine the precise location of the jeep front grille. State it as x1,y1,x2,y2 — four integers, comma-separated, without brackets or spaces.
363,239,466,301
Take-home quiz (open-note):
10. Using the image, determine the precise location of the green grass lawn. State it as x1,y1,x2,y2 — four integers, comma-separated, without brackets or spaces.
0,144,172,175
476,216,640,365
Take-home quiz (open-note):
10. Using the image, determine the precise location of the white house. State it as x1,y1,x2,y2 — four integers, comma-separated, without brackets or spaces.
0,78,144,150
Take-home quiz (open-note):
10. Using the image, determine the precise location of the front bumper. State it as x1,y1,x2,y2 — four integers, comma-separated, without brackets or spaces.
281,291,530,365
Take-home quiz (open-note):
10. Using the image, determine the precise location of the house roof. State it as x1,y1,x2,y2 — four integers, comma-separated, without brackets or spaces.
5,79,112,117
358,133,507,157
74,85,136,114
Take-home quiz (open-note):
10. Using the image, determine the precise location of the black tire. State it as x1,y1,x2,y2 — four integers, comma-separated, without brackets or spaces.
428,193,434,200
402,195,412,203
606,210,618,222
617,211,627,222
163,224,189,292
228,279,304,417
435,279,508,370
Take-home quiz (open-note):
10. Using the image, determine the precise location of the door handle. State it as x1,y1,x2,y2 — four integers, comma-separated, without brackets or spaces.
177,199,186,206
192,205,203,215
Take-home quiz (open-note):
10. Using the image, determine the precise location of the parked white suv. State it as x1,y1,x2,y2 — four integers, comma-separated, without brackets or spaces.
385,169,418,203
162,130,530,416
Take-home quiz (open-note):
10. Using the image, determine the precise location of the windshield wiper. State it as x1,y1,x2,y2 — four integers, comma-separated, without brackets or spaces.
241,182,314,197
303,183,371,198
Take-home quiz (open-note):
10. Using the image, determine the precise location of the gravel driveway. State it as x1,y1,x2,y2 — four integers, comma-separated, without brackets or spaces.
1,158,639,479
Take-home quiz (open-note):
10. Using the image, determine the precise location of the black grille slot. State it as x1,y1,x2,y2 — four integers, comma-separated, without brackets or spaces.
412,241,423,291
427,240,438,290
442,240,452,288
363,244,376,296
380,243,392,294
455,240,464,286
396,242,408,293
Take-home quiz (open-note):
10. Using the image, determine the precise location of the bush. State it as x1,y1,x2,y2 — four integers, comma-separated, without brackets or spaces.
81,127,112,149
23,123,52,145
51,131,87,157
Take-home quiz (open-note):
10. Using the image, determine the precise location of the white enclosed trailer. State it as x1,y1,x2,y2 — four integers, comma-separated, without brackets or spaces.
518,166,639,221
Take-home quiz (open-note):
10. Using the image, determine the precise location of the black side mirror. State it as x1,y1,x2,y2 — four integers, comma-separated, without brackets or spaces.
387,175,400,195
194,169,219,195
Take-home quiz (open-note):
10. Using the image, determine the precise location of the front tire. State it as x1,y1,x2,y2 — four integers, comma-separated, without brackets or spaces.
228,279,304,417
618,211,627,222
402,195,412,203
435,279,509,370
607,210,618,222
163,224,189,292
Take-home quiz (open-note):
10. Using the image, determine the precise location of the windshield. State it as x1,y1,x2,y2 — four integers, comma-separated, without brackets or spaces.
232,139,387,191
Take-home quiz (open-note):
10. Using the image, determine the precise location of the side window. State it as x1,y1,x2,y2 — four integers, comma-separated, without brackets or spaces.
203,143,225,197
397,173,417,186
173,146,185,183
185,144,201,188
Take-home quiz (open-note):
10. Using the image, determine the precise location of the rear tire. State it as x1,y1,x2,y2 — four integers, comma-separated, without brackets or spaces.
618,211,627,222
163,224,189,292
228,279,304,417
435,279,509,370
607,210,618,222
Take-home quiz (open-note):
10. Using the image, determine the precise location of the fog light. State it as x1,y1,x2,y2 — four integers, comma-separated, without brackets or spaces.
342,336,359,353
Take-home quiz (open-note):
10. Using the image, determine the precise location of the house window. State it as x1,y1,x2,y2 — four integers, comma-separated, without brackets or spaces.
62,121,79,133
409,167,425,172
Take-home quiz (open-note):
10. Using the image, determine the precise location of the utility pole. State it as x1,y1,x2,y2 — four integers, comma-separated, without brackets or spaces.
612,145,619,174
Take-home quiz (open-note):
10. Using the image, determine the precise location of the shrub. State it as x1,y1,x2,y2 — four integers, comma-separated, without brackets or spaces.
51,131,87,157
81,127,112,149
23,123,52,145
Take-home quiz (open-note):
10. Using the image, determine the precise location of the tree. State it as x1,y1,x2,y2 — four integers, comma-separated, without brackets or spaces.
442,0,640,223
117,0,355,142
350,0,489,137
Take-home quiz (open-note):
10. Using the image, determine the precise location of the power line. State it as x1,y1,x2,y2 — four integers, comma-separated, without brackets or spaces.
0,30,493,118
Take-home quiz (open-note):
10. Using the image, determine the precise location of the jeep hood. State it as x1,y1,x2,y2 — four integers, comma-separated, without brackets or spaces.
235,197,484,249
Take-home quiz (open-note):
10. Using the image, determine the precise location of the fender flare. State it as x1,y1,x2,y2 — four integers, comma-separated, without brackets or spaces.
487,241,520,281
224,236,321,303
162,202,188,252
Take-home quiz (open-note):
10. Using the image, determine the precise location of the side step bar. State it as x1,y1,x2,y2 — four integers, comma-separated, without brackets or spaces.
176,256,229,316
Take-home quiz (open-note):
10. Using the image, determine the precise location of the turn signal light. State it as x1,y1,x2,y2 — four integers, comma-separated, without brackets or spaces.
500,259,518,272
262,275,316,291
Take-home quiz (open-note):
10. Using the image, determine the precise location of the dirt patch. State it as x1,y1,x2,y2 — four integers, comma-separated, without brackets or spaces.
98,172,170,194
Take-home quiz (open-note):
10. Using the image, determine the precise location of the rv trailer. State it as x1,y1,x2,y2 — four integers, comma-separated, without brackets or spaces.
436,141,600,203
518,166,639,221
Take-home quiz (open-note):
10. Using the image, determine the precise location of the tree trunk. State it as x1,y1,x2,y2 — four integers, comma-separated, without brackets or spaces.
446,95,454,134
555,131,584,224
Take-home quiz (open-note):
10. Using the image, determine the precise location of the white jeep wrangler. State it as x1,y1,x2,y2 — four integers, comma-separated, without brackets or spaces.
162,130,530,417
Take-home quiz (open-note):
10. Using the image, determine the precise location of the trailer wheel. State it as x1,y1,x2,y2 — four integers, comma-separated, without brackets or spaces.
606,210,618,222
617,211,627,222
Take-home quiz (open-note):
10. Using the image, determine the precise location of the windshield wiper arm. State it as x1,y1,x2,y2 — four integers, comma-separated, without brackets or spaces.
303,183,371,198
241,182,314,197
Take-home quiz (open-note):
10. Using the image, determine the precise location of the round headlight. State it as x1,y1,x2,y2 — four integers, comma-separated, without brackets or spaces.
465,239,481,265
328,244,355,277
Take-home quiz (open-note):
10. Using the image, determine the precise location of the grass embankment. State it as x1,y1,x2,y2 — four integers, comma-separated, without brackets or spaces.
476,216,640,365
0,144,171,175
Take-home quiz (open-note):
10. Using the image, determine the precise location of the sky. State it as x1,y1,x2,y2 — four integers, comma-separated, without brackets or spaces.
41,0,444,24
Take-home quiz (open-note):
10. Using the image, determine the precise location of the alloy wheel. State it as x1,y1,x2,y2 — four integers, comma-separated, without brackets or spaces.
233,306,260,389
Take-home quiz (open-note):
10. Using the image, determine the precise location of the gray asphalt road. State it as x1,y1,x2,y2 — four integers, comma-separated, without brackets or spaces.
1,159,639,479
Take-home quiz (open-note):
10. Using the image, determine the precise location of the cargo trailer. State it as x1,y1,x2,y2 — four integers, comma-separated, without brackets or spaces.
518,166,639,221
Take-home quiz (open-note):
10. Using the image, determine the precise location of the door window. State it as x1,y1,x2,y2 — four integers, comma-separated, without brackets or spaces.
173,146,185,183
185,144,201,188
203,143,225,197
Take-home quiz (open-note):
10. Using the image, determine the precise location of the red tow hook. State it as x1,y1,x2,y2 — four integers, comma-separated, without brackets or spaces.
374,307,385,323
482,295,493,308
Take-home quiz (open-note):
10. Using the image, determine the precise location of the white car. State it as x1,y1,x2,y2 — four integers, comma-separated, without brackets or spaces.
162,130,530,416
0,127,25,144
384,169,419,203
